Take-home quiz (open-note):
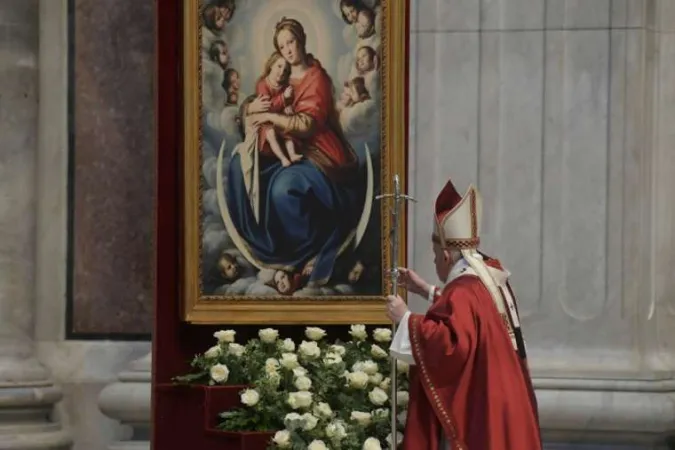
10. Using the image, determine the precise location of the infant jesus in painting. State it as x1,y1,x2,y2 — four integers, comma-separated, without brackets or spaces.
255,51,303,167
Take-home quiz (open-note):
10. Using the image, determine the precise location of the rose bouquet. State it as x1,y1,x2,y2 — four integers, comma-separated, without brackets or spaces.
174,325,409,449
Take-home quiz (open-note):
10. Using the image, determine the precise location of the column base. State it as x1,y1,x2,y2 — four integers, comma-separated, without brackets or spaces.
536,377,675,448
98,354,151,450
0,355,72,450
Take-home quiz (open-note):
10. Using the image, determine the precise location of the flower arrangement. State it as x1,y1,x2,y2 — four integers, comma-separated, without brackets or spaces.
173,325,409,449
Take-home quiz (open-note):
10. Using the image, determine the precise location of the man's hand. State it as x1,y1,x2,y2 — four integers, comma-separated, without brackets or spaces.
386,295,408,324
397,267,431,297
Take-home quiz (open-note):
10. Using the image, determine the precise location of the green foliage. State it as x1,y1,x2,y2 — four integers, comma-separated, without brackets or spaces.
174,326,409,449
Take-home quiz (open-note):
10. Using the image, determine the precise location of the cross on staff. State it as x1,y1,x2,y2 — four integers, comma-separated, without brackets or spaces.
376,174,416,442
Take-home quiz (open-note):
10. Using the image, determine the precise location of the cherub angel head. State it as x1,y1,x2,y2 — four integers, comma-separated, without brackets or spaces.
340,0,363,24
266,270,300,295
341,76,371,106
208,39,229,69
218,251,240,281
355,7,376,39
221,68,240,105
355,45,378,75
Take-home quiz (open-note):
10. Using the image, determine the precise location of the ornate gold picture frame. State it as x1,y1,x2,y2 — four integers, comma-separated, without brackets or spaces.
181,0,409,324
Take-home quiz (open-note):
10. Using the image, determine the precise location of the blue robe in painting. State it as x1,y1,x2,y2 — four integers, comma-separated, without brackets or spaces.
226,154,363,285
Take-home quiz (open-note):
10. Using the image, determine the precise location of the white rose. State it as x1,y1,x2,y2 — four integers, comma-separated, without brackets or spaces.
360,360,379,375
330,344,346,356
396,360,409,374
204,345,221,359
349,324,368,340
305,327,327,341
386,432,403,448
352,361,365,372
273,429,292,448
373,328,392,343
298,340,321,359
209,364,229,383
379,377,391,391
294,375,312,391
350,410,372,426
397,391,409,406
259,328,279,343
363,437,382,450
279,338,296,352
397,409,407,426
265,358,280,374
308,440,328,450
323,352,343,366
368,387,389,406
240,389,260,406
369,372,384,385
301,412,319,430
325,421,347,439
293,366,308,378
227,343,245,357
346,371,370,389
287,391,313,409
214,329,236,343
280,353,299,369
284,412,304,430
313,402,333,419
371,344,388,359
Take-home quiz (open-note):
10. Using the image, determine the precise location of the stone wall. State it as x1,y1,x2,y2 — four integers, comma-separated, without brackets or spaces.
68,0,155,337
0,0,672,449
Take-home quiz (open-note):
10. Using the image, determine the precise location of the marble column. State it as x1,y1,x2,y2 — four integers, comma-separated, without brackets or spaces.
407,0,675,447
98,354,151,450
0,1,72,449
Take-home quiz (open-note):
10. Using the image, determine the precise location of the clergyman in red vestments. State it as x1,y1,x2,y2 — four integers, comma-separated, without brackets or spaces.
387,178,542,450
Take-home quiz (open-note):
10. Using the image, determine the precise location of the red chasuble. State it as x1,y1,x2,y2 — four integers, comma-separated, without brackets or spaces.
403,259,542,450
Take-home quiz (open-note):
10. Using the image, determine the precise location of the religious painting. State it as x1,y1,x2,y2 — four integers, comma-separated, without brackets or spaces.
182,0,409,324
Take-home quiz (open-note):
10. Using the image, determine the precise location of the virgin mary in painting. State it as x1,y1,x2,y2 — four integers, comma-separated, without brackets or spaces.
199,0,385,298
218,17,370,293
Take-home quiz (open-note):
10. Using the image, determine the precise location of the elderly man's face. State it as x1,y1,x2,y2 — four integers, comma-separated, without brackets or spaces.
433,242,453,282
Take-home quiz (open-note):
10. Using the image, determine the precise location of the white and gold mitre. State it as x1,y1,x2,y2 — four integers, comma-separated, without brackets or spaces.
431,178,482,250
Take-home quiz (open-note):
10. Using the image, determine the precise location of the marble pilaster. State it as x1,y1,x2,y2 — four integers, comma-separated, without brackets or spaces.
0,0,72,449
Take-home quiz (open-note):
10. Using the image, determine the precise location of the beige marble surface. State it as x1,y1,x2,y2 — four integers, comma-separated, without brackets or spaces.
407,0,675,382
0,0,39,346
